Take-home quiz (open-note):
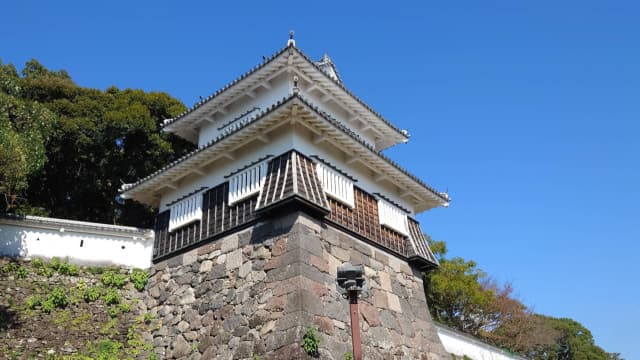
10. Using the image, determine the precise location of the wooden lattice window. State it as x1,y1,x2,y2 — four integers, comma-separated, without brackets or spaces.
228,160,268,205
316,162,355,207
168,192,203,232
377,198,409,235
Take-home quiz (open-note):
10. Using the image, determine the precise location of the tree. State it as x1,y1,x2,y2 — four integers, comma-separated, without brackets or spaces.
0,61,55,213
0,59,193,225
424,237,615,359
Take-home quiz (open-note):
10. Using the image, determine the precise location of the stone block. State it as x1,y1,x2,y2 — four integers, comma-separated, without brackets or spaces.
378,272,392,292
271,238,287,257
387,292,402,313
167,254,183,268
199,260,213,273
309,255,329,273
314,315,335,335
360,302,381,327
296,213,322,233
225,249,243,270
328,246,347,264
171,335,191,358
372,289,388,309
182,249,198,266
221,234,239,253
238,260,252,278
197,242,215,256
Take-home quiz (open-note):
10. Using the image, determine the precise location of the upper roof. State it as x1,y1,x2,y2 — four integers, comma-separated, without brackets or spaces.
162,42,409,150
120,93,450,212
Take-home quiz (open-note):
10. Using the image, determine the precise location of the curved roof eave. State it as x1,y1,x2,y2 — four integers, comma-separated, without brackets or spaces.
121,93,449,210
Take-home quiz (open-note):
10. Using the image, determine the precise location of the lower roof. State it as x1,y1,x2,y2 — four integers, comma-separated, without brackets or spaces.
120,93,450,213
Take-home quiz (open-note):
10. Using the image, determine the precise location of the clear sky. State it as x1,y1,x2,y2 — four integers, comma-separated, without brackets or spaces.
2,1,638,357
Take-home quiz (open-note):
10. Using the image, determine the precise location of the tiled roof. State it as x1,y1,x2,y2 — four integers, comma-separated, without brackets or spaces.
293,94,450,204
256,151,329,211
161,45,291,129
121,96,296,193
162,43,408,141
122,93,449,206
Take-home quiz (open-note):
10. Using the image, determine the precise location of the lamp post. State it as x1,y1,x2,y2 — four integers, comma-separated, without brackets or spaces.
337,263,365,360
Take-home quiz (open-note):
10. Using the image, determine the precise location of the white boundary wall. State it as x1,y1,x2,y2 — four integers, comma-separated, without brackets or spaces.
436,324,528,360
0,215,153,269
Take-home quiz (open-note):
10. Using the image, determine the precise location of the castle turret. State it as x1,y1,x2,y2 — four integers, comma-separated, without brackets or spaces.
122,35,451,359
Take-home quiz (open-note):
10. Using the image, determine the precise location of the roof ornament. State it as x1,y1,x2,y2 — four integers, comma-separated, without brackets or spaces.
287,30,296,47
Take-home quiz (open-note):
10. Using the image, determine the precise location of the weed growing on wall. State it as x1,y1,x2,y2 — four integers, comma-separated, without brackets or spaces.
302,326,321,356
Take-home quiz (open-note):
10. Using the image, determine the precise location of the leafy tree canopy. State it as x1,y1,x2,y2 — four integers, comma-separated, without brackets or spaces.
0,59,194,225
424,237,619,360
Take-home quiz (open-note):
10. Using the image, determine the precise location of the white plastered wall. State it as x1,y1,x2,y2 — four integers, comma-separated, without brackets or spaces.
197,76,291,147
159,128,416,215
0,217,153,269
436,325,526,360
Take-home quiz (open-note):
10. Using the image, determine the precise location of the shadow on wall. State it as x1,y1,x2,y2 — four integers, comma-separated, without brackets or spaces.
0,227,28,258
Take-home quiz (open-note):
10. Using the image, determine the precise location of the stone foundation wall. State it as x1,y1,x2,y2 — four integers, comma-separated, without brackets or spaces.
145,211,449,359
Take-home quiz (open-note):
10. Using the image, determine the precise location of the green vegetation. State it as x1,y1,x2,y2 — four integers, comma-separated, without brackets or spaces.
344,352,353,360
301,326,321,356
424,237,618,360
25,294,42,309
101,270,127,288
0,59,192,225
130,268,148,291
48,286,68,308
107,306,119,318
103,288,120,305
83,286,102,303
1,257,157,359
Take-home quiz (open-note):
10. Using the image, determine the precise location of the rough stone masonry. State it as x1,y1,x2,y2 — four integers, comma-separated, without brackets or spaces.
145,211,450,359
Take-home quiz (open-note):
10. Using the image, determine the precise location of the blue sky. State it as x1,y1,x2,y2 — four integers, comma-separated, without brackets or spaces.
2,1,638,357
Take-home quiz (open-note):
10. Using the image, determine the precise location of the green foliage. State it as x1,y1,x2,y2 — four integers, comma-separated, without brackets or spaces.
252,353,260,360
87,266,105,275
67,264,80,276
1,261,19,273
49,257,61,270
101,270,127,288
25,294,42,309
424,237,615,359
107,306,119,318
142,312,154,324
16,266,27,278
344,352,353,360
535,316,611,360
0,68,55,212
38,266,53,277
301,326,321,356
48,286,68,308
130,268,148,291
56,259,79,276
425,256,494,335
119,302,131,313
41,299,54,313
0,59,192,224
103,288,120,305
86,339,123,360
30,257,44,268
83,286,102,302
